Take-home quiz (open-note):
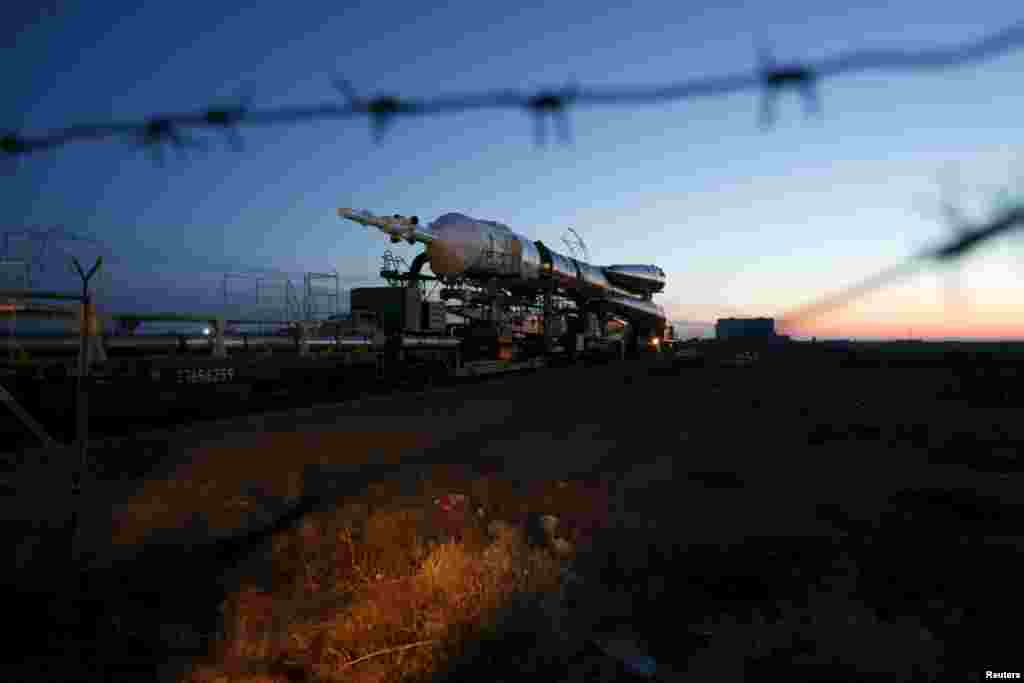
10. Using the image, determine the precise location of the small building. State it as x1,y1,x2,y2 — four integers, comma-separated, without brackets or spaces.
715,317,777,340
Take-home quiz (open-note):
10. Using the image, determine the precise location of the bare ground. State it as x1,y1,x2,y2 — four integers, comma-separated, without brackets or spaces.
3,354,1021,681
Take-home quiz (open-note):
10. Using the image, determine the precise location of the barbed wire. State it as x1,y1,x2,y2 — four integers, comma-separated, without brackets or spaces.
3,20,1024,159
777,200,1024,331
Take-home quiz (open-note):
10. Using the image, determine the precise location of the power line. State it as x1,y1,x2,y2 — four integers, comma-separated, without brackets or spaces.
3,21,1024,158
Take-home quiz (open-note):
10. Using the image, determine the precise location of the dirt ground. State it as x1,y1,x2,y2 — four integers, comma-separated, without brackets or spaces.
3,353,1021,681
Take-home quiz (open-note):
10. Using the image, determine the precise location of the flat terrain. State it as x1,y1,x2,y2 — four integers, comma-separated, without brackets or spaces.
3,351,1021,681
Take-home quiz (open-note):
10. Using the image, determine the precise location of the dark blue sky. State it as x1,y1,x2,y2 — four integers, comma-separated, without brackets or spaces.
4,1,1024,338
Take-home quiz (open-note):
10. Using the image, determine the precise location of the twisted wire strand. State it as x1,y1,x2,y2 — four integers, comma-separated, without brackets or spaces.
3,21,1024,156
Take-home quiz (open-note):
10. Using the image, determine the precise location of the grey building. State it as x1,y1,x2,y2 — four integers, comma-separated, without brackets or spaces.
715,317,777,340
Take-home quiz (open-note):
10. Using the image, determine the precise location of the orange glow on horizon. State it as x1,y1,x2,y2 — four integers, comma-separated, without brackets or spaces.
774,292,1024,340
783,319,1024,340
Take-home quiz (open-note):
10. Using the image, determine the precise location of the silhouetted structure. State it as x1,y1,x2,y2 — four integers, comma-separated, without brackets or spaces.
716,317,777,340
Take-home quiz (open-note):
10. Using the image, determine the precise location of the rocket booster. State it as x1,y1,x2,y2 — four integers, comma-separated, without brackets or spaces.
339,208,667,331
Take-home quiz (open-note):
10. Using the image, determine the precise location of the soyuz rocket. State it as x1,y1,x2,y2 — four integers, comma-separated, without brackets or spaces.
338,208,668,335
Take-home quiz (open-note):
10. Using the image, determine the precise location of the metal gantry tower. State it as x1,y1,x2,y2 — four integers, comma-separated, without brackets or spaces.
2,226,108,290
303,271,341,320
221,271,300,331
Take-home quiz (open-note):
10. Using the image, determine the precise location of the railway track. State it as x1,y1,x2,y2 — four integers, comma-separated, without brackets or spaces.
2,373,421,459
0,351,582,480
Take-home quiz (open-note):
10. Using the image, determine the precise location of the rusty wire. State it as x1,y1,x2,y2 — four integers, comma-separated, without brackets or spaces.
3,20,1024,158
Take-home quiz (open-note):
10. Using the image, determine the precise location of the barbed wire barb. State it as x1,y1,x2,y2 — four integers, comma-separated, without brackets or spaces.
526,81,576,146
331,76,406,143
0,130,24,176
756,43,821,130
136,117,210,165
6,21,1024,157
203,97,250,151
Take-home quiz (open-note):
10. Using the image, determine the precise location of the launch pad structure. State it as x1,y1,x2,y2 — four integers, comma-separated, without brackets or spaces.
0,208,676,450
338,208,674,364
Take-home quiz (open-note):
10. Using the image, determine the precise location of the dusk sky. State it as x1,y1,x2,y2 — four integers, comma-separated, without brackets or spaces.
4,1,1024,339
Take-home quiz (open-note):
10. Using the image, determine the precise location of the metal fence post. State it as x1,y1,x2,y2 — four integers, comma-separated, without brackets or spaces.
69,256,102,560
211,317,227,359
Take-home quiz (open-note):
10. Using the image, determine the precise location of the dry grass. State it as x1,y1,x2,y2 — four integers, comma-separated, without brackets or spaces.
182,470,607,683
175,461,953,682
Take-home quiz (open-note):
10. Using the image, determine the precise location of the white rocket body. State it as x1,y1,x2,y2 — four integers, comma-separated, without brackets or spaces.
339,209,667,332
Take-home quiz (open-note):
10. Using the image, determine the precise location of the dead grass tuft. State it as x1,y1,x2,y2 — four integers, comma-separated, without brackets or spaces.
186,470,611,683
362,507,428,578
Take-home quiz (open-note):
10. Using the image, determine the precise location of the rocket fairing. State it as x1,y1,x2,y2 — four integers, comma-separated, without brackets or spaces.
338,208,667,330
